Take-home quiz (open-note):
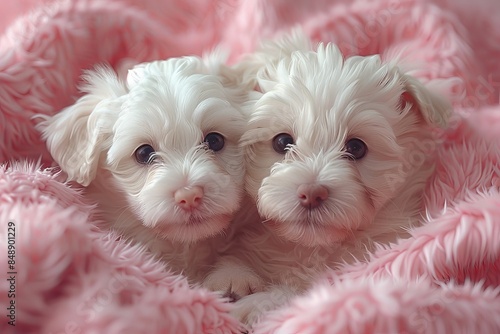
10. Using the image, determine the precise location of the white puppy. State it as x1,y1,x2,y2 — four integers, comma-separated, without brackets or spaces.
203,32,451,325
37,54,249,283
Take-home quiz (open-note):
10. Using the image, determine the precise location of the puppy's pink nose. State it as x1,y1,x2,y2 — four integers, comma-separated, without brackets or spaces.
297,184,329,209
175,186,204,211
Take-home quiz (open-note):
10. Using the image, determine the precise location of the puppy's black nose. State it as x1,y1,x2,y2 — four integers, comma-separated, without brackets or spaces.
297,184,329,209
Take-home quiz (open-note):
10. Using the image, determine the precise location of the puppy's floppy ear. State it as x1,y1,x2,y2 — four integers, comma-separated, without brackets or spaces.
399,74,452,128
37,66,127,186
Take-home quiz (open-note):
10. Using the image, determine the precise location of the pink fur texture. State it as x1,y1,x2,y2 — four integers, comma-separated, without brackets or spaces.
0,0,499,333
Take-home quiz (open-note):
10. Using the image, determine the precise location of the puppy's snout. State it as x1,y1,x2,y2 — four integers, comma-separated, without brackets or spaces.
175,186,204,211
296,184,329,209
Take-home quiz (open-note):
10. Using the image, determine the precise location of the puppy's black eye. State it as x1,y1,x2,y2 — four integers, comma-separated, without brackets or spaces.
204,132,225,152
272,133,294,154
134,144,156,164
344,138,367,160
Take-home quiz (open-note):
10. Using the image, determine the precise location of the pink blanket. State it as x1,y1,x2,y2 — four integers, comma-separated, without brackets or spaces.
1,0,500,333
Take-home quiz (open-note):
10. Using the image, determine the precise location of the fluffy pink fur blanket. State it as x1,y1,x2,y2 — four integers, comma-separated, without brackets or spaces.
1,0,500,333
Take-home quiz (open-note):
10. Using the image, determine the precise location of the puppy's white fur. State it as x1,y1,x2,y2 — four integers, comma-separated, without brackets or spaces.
203,31,451,324
37,54,249,282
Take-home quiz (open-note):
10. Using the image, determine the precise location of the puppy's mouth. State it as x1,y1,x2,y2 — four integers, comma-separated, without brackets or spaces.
185,210,233,223
265,218,350,247
186,215,208,226
152,213,233,243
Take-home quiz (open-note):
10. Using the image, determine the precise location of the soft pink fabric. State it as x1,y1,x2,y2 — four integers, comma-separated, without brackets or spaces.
0,0,499,333
0,163,242,334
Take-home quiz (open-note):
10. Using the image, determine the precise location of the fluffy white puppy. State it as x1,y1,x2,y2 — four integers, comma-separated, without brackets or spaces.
37,54,248,282
203,32,452,325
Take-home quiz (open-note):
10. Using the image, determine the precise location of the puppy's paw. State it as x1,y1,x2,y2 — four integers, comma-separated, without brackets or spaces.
230,292,270,326
203,261,265,301
230,287,292,326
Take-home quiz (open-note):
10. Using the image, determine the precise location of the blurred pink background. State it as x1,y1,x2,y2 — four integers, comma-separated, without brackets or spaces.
1,0,52,33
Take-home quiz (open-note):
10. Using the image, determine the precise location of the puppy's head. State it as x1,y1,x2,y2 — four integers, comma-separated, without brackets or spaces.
242,34,451,247
37,55,247,243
